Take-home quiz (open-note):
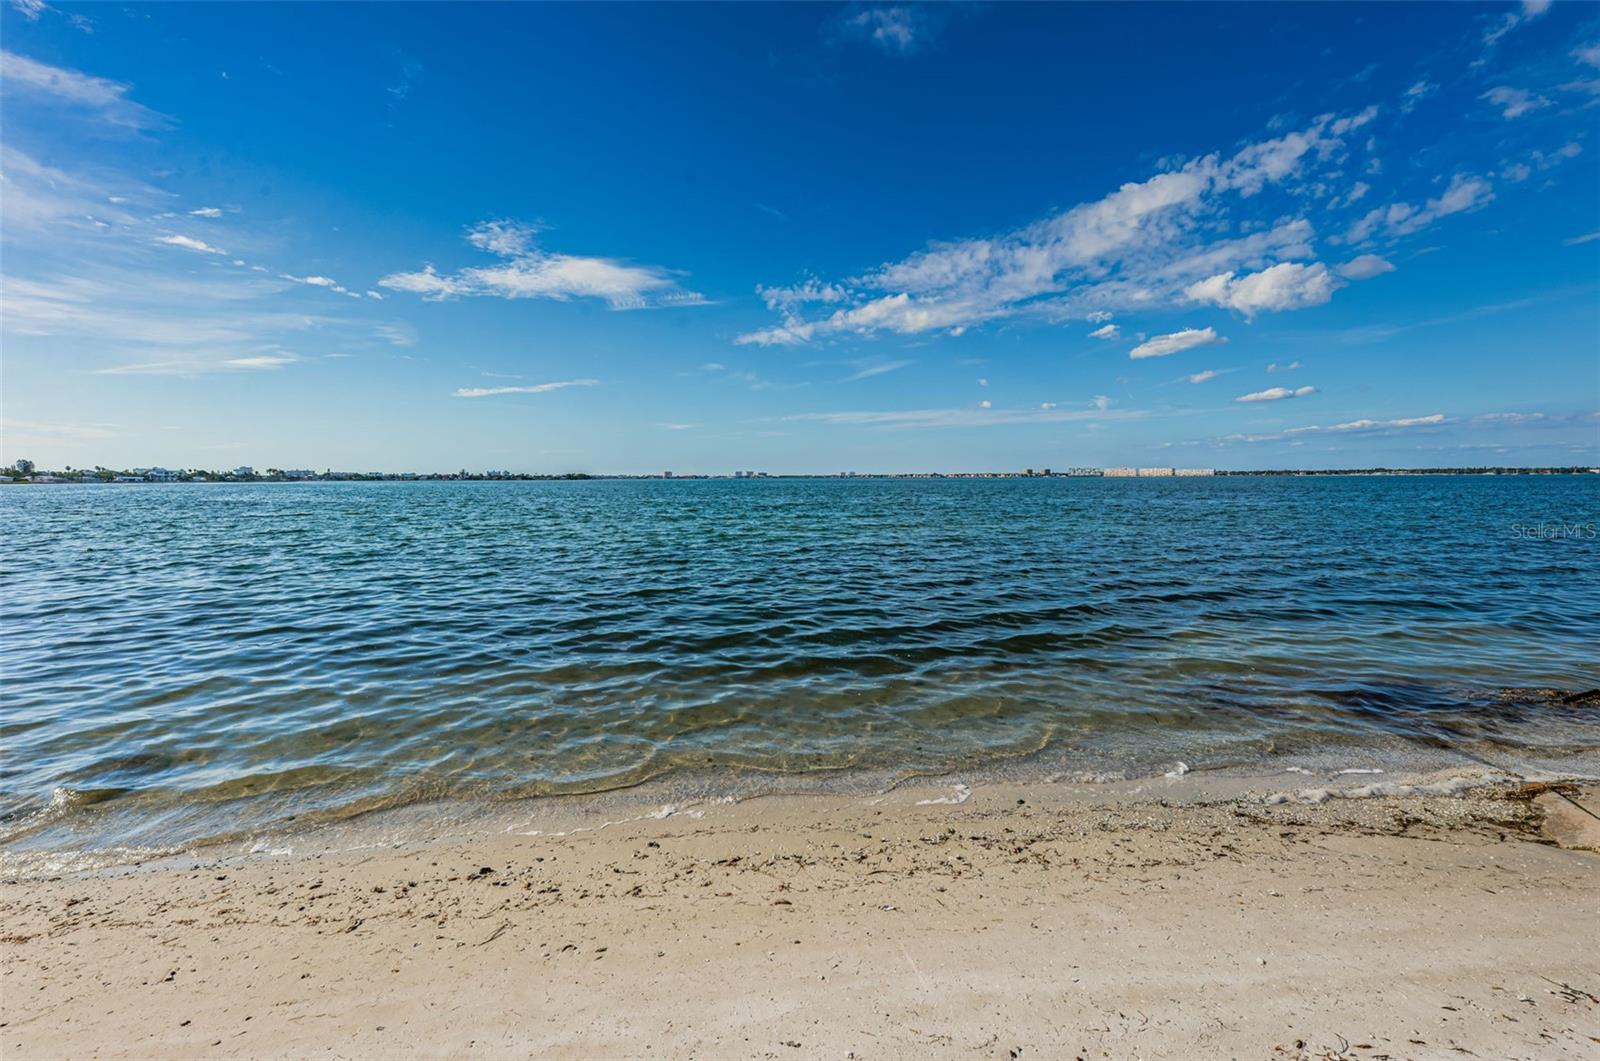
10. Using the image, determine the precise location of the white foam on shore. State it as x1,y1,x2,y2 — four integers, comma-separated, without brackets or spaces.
916,783,972,806
1164,762,1190,779
1262,769,1515,806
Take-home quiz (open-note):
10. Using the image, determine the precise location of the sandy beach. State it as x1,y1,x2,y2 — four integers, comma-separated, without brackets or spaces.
3,771,1598,1060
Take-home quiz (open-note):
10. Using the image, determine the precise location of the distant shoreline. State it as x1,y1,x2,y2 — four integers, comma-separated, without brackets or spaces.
5,466,1597,484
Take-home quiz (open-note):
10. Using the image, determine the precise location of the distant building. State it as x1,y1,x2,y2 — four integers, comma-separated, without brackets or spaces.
1173,468,1215,477
233,466,255,477
1137,467,1175,477
283,469,316,480
663,471,673,478
1103,467,1138,477
1064,467,1101,477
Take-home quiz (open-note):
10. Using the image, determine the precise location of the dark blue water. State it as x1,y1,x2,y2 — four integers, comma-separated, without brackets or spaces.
3,476,1597,864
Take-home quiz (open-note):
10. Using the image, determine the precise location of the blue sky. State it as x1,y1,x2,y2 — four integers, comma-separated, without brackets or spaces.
2,1,1597,473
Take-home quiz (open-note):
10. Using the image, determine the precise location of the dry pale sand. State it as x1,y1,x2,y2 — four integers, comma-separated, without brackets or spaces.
3,774,1598,1061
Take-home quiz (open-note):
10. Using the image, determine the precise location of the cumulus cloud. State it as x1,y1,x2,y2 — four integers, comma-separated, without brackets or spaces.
1188,370,1219,384
739,109,1378,345
0,49,169,129
1184,261,1337,319
1089,323,1121,340
382,220,705,310
453,378,600,398
1235,385,1317,402
158,234,227,255
1336,254,1395,280
1128,326,1224,360
1482,86,1551,119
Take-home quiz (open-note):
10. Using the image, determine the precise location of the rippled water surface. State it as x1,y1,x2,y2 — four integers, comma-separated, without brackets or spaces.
3,477,1598,862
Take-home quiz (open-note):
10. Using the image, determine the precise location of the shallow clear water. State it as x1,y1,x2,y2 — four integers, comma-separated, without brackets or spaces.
3,477,1598,863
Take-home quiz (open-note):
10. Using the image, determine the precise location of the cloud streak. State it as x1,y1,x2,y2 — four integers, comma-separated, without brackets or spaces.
1129,327,1224,360
383,221,705,310
453,378,600,398
0,49,169,129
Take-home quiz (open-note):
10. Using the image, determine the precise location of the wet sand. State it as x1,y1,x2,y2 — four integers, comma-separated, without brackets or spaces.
4,772,1598,1060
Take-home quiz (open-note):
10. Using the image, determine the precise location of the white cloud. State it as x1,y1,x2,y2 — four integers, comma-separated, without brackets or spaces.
188,207,223,218
655,422,697,431
10,1,47,20
158,234,227,255
740,110,1377,345
383,220,705,310
781,405,1147,430
0,49,169,129
1128,326,1224,360
1482,86,1551,120
844,359,912,381
1218,412,1445,444
453,378,600,398
1266,360,1303,373
224,354,298,370
976,377,989,387
1575,43,1600,69
838,6,937,55
978,399,992,409
1188,370,1219,384
1402,81,1436,113
1484,1,1550,48
1091,395,1113,411
1336,254,1395,280
1564,231,1600,246
1475,411,1546,424
1235,385,1316,402
1343,174,1494,243
1184,261,1337,319
1089,323,1121,340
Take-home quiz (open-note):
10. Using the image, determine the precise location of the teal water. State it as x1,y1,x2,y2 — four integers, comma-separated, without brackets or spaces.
3,476,1598,865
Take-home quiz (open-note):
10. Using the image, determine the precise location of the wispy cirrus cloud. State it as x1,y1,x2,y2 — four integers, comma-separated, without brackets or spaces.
1219,413,1446,444
833,5,958,56
158,234,227,255
1342,175,1494,244
1482,85,1551,120
382,220,706,311
453,378,600,399
781,404,1148,430
0,49,169,130
842,358,913,382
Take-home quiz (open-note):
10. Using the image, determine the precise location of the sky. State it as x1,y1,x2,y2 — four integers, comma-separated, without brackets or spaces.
2,1,1598,474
